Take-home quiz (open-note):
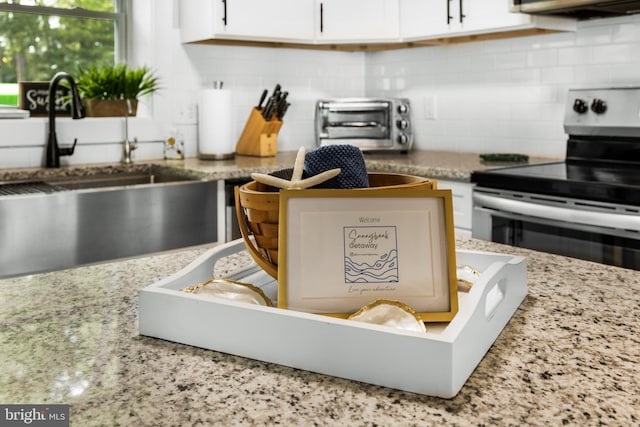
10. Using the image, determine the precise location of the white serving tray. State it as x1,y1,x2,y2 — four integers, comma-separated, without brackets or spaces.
138,239,527,398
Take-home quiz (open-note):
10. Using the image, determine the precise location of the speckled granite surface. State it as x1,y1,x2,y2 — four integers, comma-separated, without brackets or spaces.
1,239,638,426
0,150,558,183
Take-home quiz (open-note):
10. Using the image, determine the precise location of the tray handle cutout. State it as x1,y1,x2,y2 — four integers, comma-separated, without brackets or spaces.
484,278,505,321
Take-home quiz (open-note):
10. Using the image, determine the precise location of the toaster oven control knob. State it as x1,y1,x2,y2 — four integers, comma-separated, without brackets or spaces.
397,134,409,145
397,104,409,114
590,98,607,114
396,119,409,130
573,98,588,114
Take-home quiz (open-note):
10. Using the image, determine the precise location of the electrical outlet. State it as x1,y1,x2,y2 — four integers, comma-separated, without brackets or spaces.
176,103,197,124
424,95,437,120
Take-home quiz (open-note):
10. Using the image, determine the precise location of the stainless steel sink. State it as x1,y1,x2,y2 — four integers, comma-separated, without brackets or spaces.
0,165,202,194
0,165,218,278
44,169,196,190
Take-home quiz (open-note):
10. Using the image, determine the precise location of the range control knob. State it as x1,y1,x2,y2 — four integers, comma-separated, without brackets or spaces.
590,98,607,114
573,98,588,114
397,104,409,114
397,134,409,145
396,119,409,130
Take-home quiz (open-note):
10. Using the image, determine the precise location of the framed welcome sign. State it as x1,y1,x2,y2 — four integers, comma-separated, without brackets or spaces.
278,188,458,322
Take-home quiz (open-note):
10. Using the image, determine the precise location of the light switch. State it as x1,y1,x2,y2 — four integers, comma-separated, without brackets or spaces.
424,95,437,120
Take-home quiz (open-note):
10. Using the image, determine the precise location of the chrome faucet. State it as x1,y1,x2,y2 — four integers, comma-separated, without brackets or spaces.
122,99,137,164
46,72,85,168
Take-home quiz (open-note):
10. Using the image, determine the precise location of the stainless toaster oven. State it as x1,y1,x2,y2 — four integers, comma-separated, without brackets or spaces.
315,98,413,152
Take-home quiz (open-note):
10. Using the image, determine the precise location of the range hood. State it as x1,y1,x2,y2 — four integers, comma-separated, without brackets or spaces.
512,0,640,19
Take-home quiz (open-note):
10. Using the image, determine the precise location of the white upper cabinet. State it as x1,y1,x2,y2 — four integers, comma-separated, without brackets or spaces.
398,0,453,38
400,0,575,41
180,0,315,44
180,0,575,46
315,0,400,43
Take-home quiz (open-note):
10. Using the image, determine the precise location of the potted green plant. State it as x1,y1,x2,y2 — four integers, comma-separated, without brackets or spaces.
76,63,160,117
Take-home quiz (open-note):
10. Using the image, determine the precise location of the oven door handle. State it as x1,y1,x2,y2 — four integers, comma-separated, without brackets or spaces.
328,121,382,128
473,192,640,232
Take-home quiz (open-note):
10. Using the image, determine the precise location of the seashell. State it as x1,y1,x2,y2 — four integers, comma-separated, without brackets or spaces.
182,278,274,307
457,264,481,292
348,299,426,333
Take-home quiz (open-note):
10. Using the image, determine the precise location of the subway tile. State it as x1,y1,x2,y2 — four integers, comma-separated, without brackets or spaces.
575,25,612,45
592,43,637,63
574,65,613,84
558,46,592,65
468,55,495,71
475,38,514,54
394,78,406,90
508,103,565,121
511,68,542,85
483,69,513,85
541,67,575,84
612,22,640,42
495,52,527,69
527,49,558,67
539,33,576,49
608,63,640,84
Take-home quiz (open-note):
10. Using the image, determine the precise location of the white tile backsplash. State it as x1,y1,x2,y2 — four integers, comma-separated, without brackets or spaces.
575,24,613,45
367,14,640,157
527,49,558,67
2,8,640,169
592,43,638,63
541,66,575,84
557,46,592,65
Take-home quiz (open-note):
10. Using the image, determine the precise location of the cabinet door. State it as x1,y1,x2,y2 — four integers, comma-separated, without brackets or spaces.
400,0,547,40
456,0,533,34
316,0,400,43
436,180,474,234
454,0,489,34
180,0,315,43
226,0,315,41
400,0,449,39
401,0,479,39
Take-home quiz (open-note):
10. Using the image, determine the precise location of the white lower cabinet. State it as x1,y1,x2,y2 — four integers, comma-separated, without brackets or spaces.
436,179,474,238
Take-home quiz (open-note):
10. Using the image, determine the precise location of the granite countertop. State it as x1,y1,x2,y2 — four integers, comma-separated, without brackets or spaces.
1,238,638,426
0,150,558,183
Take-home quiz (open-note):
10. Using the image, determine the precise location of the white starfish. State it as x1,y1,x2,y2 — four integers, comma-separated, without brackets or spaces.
251,147,341,190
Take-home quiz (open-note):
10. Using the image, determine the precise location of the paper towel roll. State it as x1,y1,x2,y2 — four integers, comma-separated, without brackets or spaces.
198,88,234,159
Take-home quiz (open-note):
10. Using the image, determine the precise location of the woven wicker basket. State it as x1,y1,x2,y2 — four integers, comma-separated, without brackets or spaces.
234,172,436,279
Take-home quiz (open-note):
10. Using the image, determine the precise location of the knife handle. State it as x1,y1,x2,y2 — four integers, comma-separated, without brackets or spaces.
257,89,268,110
278,102,290,120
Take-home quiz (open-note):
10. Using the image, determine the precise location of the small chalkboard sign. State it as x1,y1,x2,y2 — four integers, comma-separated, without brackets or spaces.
19,82,72,117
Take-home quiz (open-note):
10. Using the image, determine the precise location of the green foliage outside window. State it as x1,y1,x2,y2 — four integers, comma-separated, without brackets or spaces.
0,0,118,105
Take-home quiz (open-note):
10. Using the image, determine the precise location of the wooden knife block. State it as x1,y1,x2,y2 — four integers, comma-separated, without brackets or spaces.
235,108,282,157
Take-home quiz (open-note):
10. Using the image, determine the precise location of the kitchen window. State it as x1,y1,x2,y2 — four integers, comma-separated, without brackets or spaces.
0,0,127,106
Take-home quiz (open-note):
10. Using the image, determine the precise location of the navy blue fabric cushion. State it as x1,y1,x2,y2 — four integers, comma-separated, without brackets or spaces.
304,144,369,189
268,168,309,181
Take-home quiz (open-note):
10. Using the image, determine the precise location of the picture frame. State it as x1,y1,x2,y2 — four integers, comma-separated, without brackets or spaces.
18,82,71,117
278,188,459,322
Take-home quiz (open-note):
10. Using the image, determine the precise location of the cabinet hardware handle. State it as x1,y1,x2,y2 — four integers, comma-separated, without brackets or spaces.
459,0,465,23
222,0,227,26
447,0,452,24
320,3,324,33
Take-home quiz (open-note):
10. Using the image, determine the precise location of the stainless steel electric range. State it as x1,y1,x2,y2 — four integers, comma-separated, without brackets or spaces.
471,87,640,271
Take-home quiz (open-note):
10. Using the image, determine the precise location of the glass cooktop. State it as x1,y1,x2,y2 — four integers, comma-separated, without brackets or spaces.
471,161,640,206
473,135,640,206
